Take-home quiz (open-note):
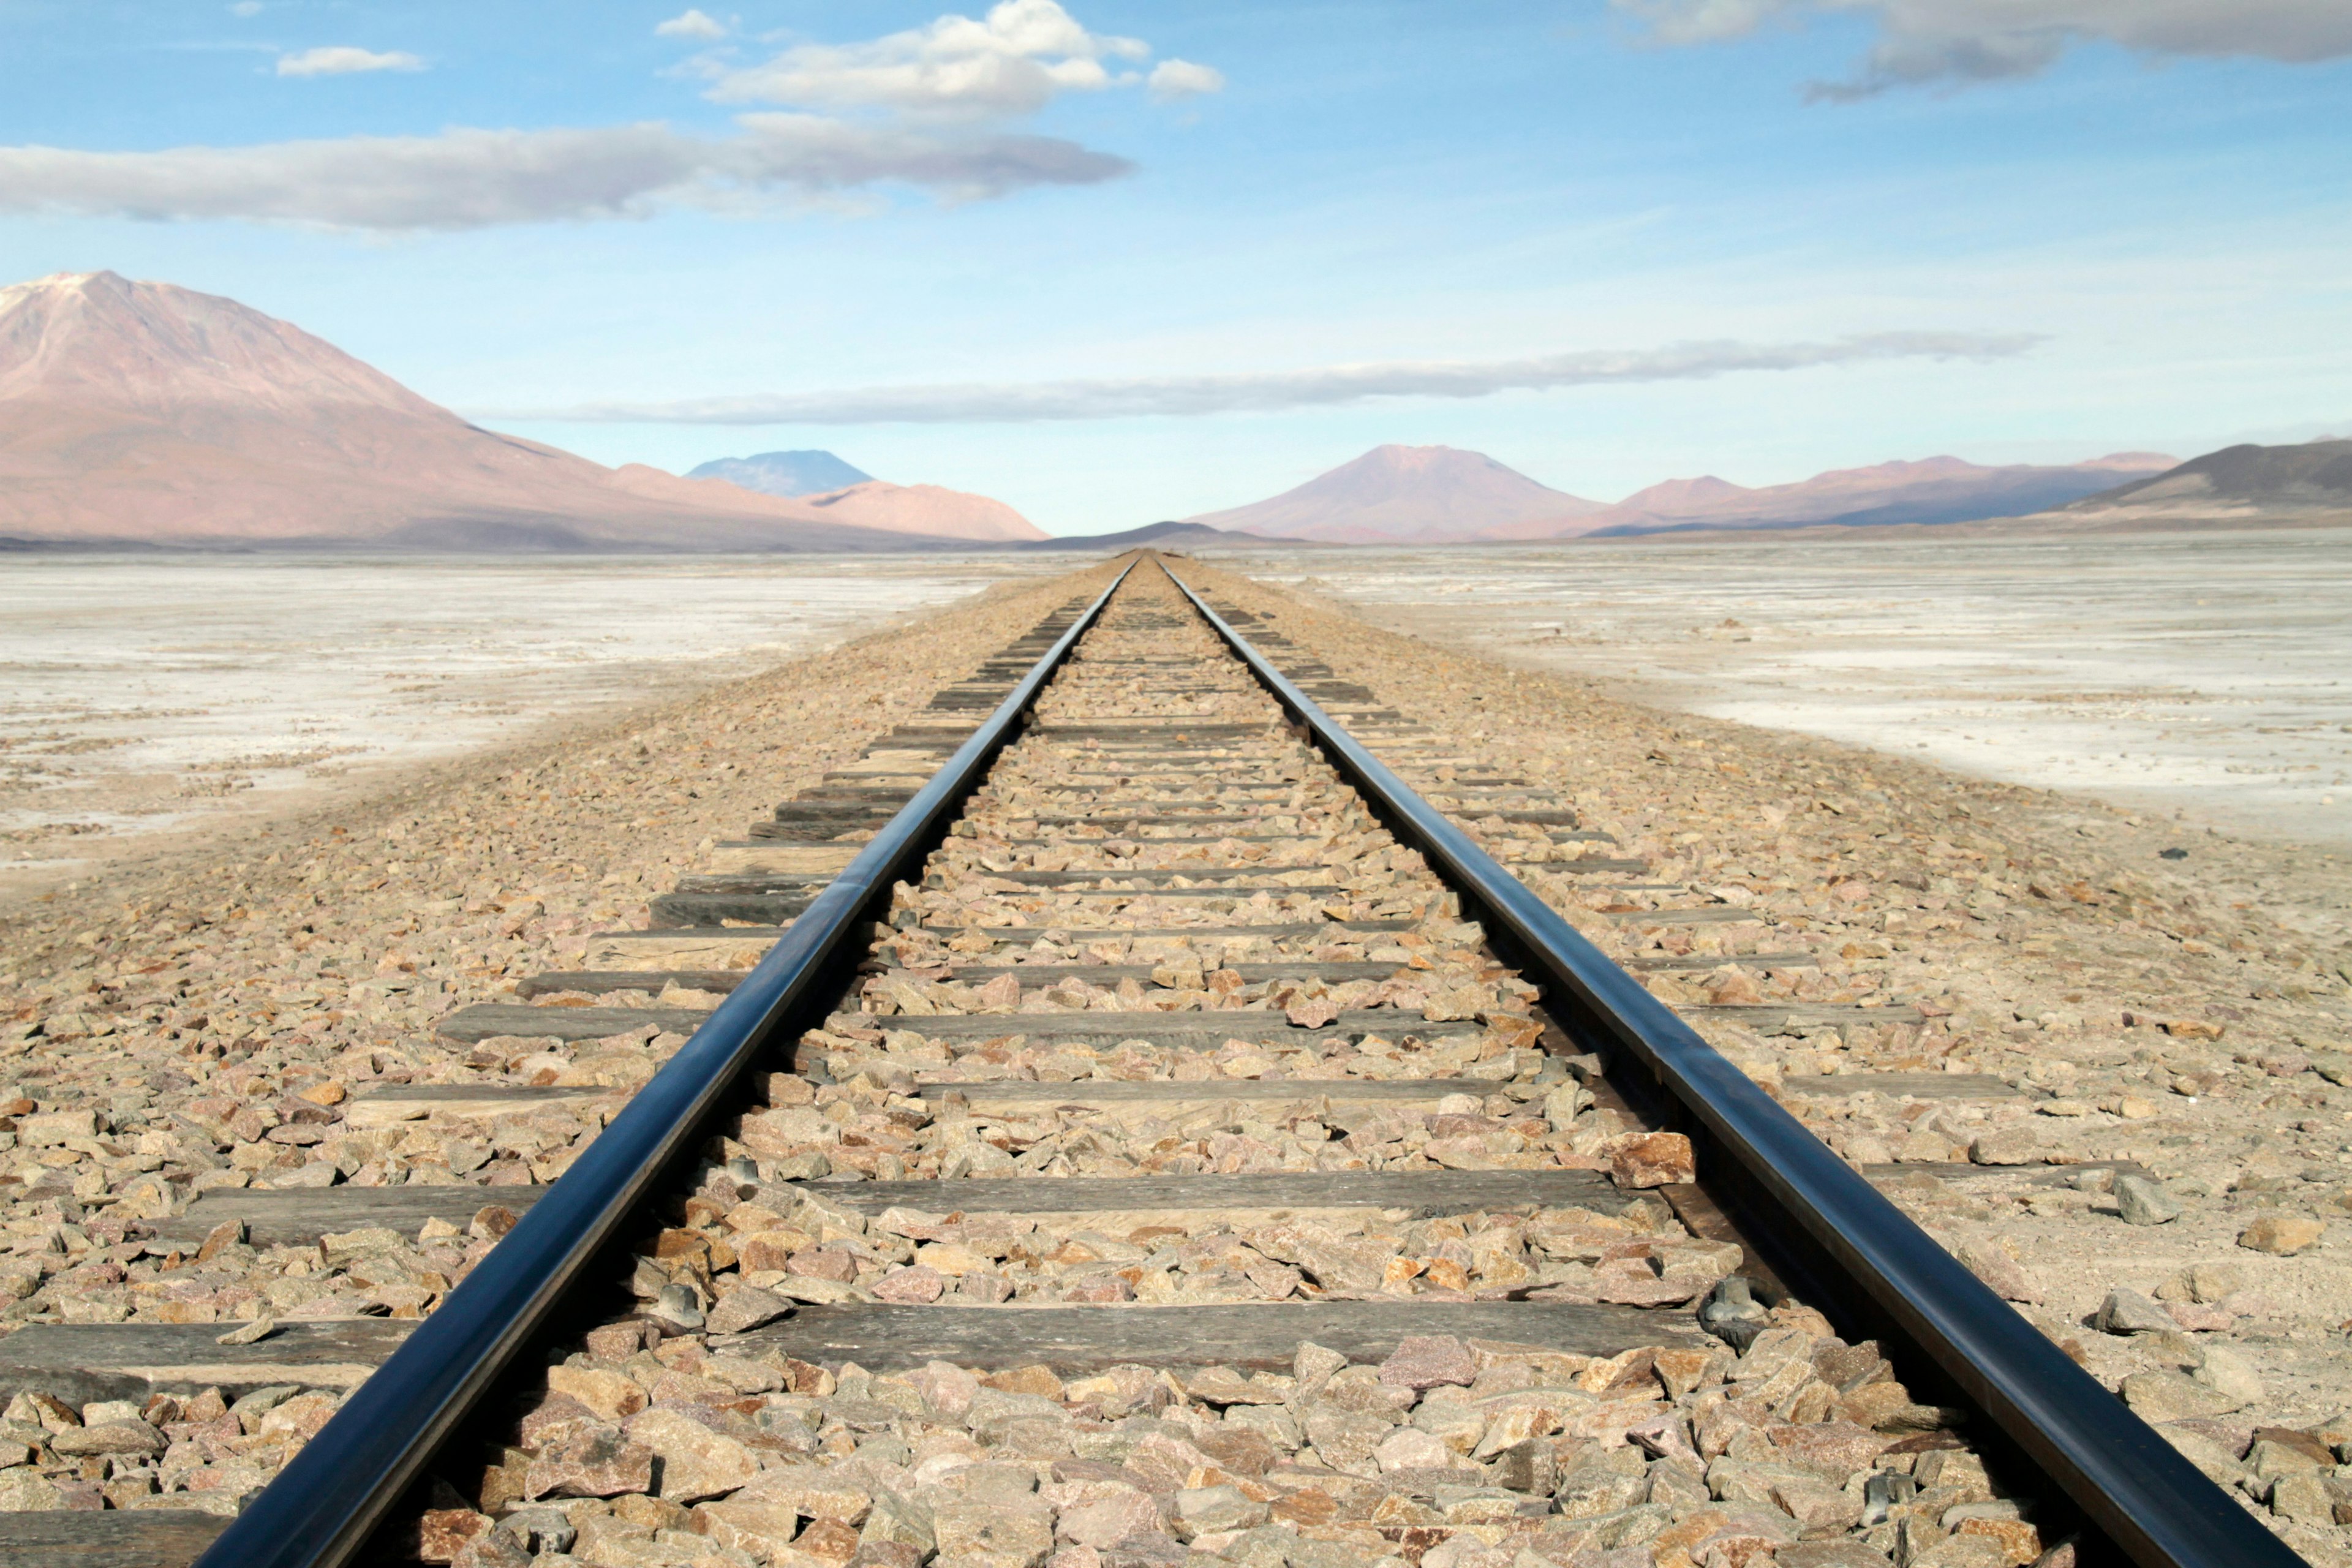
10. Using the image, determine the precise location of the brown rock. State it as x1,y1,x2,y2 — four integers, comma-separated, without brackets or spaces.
987,1365,1066,1400
1607,1131,1695,1188
1377,1334,1477,1389
2238,1215,2324,1255
415,1508,491,1564
624,1407,759,1502
546,1365,647,1422
694,1500,803,1555
705,1284,794,1334
789,1246,861,1283
524,1427,655,1498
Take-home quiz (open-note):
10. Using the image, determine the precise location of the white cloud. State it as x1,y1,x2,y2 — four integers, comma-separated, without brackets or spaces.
499,331,2040,424
276,46,426,78
655,9,727,40
1615,0,2352,95
704,0,1157,118
0,120,1129,231
1147,59,1224,100
229,1,263,16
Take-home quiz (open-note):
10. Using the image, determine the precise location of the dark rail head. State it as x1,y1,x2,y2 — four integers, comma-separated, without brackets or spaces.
192,561,1136,1568
1156,558,2296,1568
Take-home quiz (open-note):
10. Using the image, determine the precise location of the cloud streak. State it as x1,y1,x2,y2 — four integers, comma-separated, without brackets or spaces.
0,119,1128,230
276,45,424,77
499,331,2041,426
1615,0,2352,96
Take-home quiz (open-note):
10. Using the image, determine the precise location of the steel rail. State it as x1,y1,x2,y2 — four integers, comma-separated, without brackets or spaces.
1161,560,2293,1568
193,561,1135,1568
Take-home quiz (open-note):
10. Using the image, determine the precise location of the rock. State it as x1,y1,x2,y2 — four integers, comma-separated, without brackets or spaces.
2238,1215,2324,1255
215,1316,277,1346
2193,1347,2265,1406
646,1281,704,1333
0,1468,62,1510
1378,1335,1477,1390
624,1407,759,1502
1056,1491,1161,1548
872,1266,948,1304
1968,1129,2041,1166
2094,1288,2176,1336
933,1499,1055,1568
1172,1485,1267,1539
862,1487,938,1555
2114,1176,2182,1226
737,1470,873,1524
1958,1241,2038,1303
524,1428,655,1499
450,1530,532,1568
2120,1370,2244,1422
2155,1260,2245,1304
911,1361,981,1419
1698,1275,1770,1350
694,1501,804,1556
2270,1472,2335,1526
415,1508,491,1562
704,1284,793,1335
50,1420,165,1457
547,1366,648,1423
1607,1131,1695,1188
1374,1428,1456,1471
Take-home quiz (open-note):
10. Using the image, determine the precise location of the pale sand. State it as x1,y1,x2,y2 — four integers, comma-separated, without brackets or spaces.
0,551,1058,899
1245,526,2352,850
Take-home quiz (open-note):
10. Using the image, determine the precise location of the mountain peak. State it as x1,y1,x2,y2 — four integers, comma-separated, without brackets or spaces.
0,266,442,418
688,449,874,498
1185,443,1599,543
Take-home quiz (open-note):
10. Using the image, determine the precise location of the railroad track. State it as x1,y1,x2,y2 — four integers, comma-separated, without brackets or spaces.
0,554,2291,1568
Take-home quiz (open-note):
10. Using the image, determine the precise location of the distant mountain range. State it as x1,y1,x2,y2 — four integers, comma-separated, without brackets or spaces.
1191,444,2182,544
0,273,1038,550
2063,439,2352,520
687,450,873,497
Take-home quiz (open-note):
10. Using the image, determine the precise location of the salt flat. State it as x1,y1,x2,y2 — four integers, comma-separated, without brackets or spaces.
0,552,1050,893
1247,526,2352,849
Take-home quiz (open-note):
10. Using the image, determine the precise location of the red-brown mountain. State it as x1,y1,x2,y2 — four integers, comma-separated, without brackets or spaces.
1512,453,2180,538
0,271,1035,549
1186,444,1604,543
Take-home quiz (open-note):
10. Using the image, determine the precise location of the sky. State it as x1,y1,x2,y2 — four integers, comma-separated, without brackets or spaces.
1,1,2348,533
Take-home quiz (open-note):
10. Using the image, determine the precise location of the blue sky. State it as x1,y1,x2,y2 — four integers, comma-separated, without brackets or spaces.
2,1,2349,532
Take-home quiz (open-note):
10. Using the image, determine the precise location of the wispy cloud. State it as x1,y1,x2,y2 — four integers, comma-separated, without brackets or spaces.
497,331,2040,426
276,45,425,77
1148,59,1226,100
1615,0,2352,97
0,119,1128,230
701,0,1216,118
655,9,727,41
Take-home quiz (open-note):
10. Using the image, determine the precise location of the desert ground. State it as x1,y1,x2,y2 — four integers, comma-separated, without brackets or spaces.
0,552,1057,902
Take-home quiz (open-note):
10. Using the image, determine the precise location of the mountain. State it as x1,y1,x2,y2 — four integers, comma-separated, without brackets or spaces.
2063,439,2352,518
1016,520,1311,552
0,271,983,551
798,480,1046,543
687,450,872,497
1483,453,2180,540
1185,445,1603,544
